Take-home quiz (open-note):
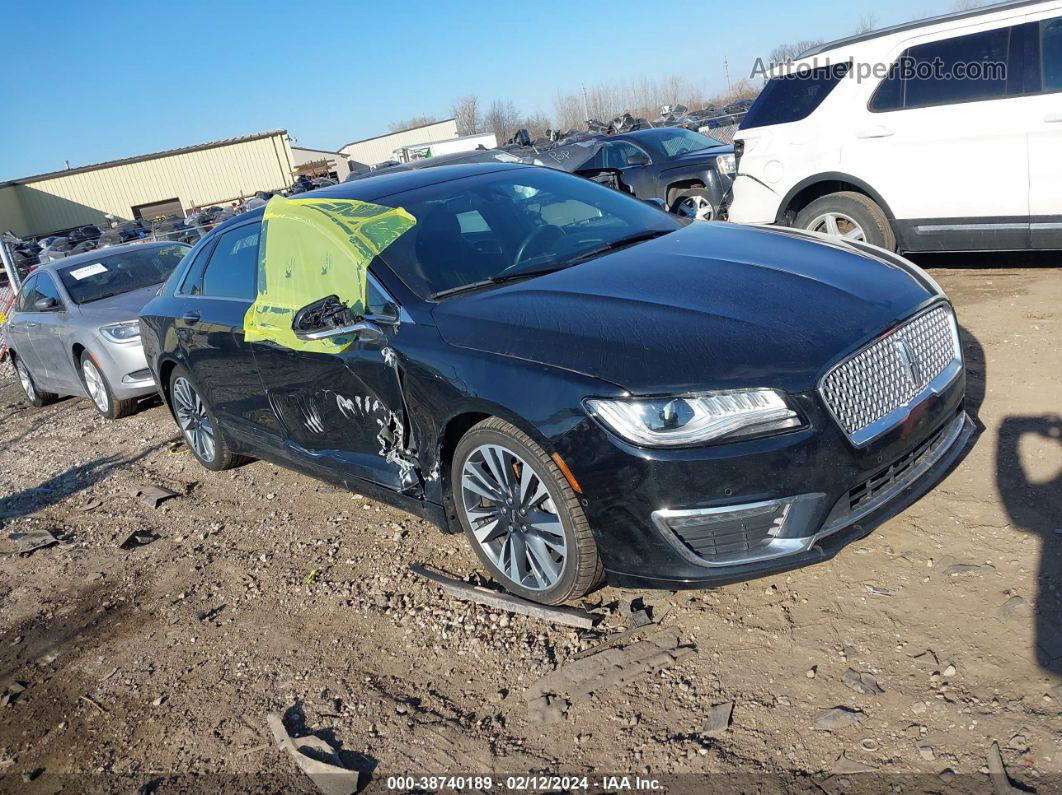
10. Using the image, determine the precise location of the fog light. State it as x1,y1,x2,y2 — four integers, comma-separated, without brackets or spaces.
652,494,823,567
122,369,152,384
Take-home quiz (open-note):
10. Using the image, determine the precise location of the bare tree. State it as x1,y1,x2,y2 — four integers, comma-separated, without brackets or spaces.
451,95,481,136
484,100,521,143
517,111,552,139
951,0,990,9
553,92,584,130
769,39,824,65
387,115,439,133
853,12,878,34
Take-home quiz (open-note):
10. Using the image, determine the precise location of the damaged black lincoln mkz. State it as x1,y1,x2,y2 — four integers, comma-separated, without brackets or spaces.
139,163,974,605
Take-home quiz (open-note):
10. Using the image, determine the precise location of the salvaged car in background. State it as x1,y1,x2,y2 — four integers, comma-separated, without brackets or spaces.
140,163,972,604
8,241,190,418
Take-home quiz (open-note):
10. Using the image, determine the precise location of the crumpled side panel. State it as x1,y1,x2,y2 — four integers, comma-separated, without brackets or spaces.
243,196,415,354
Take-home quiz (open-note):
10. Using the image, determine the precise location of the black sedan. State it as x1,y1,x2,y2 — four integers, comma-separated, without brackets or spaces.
139,163,973,604
578,127,735,220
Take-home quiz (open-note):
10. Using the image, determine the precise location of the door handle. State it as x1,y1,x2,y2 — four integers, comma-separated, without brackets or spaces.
182,311,200,324
1044,113,1062,123
25,321,39,328
856,126,895,139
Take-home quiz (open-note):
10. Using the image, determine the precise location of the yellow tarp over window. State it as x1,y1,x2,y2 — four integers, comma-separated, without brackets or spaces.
244,196,415,354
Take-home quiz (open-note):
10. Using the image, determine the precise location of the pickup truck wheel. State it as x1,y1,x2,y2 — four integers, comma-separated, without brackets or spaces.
13,353,58,407
669,188,715,220
794,191,896,250
452,418,603,605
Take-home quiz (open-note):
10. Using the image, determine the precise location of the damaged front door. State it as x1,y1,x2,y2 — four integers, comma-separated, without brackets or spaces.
250,276,420,494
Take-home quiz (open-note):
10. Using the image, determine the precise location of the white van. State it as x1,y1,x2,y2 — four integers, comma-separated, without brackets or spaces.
729,0,1062,252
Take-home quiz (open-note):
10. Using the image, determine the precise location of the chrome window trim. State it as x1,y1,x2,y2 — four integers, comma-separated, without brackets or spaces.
818,302,962,447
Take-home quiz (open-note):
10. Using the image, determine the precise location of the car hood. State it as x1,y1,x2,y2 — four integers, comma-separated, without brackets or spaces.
431,222,938,395
75,284,162,324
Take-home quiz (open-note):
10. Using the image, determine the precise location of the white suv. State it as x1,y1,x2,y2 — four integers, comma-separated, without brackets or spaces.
730,0,1062,252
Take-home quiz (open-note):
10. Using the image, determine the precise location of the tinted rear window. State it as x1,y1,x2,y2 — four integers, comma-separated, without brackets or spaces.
740,62,851,129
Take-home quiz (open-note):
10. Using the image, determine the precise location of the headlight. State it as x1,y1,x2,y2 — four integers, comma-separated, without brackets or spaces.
585,388,801,447
99,321,141,343
715,153,736,176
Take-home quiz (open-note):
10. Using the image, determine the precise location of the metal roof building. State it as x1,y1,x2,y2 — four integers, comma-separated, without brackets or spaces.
0,130,294,238
339,119,459,167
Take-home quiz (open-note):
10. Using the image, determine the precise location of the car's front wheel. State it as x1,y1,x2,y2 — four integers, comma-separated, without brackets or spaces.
80,352,137,419
168,365,243,471
451,417,602,605
670,188,715,221
12,353,58,407
794,191,896,250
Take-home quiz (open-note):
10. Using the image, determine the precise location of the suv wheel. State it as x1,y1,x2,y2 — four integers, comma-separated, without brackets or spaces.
794,191,896,250
81,352,137,419
13,354,58,407
451,418,603,605
169,365,244,471
670,188,715,220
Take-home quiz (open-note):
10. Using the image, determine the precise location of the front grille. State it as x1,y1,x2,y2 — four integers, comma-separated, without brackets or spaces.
847,418,950,513
821,305,959,440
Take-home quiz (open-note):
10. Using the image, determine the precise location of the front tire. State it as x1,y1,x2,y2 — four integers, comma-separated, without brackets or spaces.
80,352,137,419
12,353,58,407
669,188,715,221
451,417,602,605
168,365,243,471
794,191,896,250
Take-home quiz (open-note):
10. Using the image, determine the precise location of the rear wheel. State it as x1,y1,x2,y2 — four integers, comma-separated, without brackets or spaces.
168,365,243,471
80,352,137,419
13,353,58,407
794,191,896,250
451,417,602,605
669,188,715,221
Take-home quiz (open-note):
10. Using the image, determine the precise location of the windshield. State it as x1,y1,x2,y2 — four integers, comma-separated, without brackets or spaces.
650,128,719,158
57,244,190,304
377,167,680,299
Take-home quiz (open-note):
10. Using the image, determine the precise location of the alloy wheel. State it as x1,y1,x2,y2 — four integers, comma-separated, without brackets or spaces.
82,358,109,413
460,443,567,591
677,195,714,220
15,359,35,401
172,376,215,462
807,211,866,241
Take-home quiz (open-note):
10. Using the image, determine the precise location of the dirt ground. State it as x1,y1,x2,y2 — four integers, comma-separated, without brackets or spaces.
0,263,1059,794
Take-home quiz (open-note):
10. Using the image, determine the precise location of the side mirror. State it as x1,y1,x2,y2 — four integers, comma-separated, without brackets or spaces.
34,297,59,311
291,294,385,342
643,198,667,211
626,153,650,167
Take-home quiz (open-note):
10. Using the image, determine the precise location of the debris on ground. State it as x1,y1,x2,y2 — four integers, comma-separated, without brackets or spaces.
814,706,867,731
118,529,160,550
4,528,58,555
129,485,179,509
703,701,733,737
1,682,26,707
864,584,894,597
266,712,358,795
842,668,884,696
525,629,695,724
987,740,1017,795
830,750,877,774
411,564,597,629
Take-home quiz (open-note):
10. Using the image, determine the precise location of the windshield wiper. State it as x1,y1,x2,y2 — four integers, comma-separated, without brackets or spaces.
565,229,672,265
431,266,569,300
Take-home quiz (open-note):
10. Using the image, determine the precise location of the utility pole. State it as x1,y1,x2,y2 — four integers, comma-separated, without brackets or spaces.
724,56,733,97
581,85,589,122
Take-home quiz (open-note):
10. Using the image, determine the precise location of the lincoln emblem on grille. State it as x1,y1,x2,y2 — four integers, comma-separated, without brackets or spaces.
893,337,922,387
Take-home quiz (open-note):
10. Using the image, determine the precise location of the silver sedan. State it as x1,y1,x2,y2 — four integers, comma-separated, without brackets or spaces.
5,241,191,418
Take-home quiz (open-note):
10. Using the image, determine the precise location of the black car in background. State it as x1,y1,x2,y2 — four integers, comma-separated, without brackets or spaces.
139,163,972,605
579,127,735,220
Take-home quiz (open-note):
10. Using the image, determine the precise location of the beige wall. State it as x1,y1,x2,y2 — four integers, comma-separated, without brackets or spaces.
340,119,458,166
1,132,294,237
291,147,351,181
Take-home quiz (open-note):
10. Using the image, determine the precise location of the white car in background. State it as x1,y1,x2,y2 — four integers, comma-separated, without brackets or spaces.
729,0,1062,252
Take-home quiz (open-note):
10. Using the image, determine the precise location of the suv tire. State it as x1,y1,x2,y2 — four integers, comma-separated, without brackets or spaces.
794,191,896,251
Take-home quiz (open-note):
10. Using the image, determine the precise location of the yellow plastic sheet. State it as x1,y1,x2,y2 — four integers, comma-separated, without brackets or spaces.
244,196,415,353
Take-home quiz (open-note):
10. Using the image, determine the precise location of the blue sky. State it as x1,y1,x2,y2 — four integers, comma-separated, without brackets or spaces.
0,0,936,179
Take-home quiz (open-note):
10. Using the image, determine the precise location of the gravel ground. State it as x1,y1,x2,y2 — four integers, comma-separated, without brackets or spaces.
0,265,1059,794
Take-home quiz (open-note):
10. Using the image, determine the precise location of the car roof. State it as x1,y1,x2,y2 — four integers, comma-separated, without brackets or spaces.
34,240,182,274
800,0,1043,57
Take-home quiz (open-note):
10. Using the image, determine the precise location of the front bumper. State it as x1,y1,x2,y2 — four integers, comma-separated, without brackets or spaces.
88,336,156,399
556,371,971,589
727,174,781,224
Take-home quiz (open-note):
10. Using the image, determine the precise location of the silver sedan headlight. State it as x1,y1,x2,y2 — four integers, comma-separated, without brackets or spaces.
585,388,801,447
99,321,142,343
